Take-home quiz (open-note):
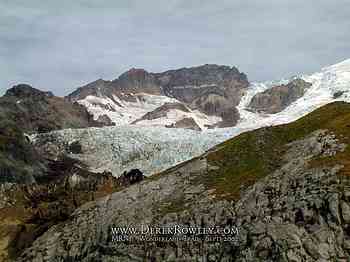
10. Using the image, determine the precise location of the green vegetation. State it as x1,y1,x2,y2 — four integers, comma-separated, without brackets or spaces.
201,102,350,200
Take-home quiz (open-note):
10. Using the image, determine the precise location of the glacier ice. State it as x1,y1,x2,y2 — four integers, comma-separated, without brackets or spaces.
31,126,233,176
31,59,350,177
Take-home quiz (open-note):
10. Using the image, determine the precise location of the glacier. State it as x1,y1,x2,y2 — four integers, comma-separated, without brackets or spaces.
31,59,350,177
31,126,232,176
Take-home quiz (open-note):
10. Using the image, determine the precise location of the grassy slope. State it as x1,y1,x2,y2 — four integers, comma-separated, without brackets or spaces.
199,101,350,200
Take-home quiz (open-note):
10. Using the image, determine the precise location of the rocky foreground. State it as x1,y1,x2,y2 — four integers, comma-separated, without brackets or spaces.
0,110,143,261
15,102,350,261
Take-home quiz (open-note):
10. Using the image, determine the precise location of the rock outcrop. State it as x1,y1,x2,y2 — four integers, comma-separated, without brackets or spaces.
15,102,350,261
166,117,202,131
132,102,190,124
96,114,115,126
118,169,145,187
249,79,312,114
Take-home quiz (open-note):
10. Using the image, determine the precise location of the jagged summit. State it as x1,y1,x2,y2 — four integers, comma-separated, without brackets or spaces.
155,63,247,85
118,67,149,78
68,63,248,98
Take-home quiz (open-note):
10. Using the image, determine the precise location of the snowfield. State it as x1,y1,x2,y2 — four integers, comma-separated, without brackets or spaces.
232,58,350,131
78,93,179,126
31,59,350,177
78,92,222,129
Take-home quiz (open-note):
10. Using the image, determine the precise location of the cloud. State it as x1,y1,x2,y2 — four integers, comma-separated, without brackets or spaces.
1,0,349,96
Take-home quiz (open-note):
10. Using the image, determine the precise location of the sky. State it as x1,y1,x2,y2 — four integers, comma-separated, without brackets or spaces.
1,0,349,96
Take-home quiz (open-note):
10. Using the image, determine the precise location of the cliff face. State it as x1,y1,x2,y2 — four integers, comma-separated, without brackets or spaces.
157,64,248,107
248,79,312,114
0,84,102,134
16,102,350,262
114,68,162,95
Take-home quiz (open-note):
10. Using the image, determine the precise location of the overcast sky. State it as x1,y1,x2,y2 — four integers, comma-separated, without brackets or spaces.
1,0,349,96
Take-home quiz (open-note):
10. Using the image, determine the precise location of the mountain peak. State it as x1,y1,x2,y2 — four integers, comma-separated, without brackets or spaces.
117,68,150,81
127,68,148,74
5,84,54,98
158,63,240,75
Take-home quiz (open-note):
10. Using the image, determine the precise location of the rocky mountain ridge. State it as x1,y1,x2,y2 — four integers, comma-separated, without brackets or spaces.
67,59,350,132
0,84,104,134
67,64,250,128
68,64,248,102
